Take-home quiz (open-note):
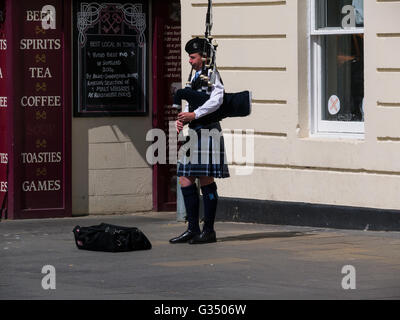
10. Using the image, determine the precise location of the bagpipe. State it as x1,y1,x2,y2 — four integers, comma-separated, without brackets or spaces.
173,0,251,123
173,87,251,124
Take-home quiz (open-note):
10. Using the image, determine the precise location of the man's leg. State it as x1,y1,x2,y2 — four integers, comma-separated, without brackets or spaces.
200,177,218,232
189,177,218,244
180,176,201,233
169,176,200,243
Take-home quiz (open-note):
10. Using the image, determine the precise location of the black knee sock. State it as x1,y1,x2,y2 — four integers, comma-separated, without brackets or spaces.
201,182,218,232
181,184,200,233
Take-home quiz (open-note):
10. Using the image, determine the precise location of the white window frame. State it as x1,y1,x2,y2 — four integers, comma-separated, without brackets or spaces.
309,0,365,137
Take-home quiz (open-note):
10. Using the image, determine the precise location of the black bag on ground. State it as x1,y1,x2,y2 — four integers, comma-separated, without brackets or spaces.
72,223,152,252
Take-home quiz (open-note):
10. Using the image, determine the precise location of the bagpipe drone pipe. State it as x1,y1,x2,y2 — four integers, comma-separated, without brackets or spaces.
175,0,252,126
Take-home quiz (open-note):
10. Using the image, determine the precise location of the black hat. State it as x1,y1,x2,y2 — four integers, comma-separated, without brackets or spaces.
185,37,207,55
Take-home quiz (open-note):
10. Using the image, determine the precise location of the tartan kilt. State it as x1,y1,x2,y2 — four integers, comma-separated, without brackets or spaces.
177,122,230,178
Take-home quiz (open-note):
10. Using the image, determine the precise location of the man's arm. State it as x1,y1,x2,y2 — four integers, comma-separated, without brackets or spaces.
193,72,224,119
177,71,224,124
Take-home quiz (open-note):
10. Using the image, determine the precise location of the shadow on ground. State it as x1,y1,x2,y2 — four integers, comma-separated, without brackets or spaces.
217,231,316,242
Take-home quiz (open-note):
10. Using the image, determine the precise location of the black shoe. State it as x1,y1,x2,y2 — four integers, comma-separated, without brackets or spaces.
169,230,200,244
189,230,217,244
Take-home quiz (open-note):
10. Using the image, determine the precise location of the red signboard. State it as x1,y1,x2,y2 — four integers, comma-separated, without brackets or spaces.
4,0,71,219
0,0,7,218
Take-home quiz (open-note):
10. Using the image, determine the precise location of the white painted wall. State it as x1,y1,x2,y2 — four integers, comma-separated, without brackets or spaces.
182,0,400,210
72,118,152,215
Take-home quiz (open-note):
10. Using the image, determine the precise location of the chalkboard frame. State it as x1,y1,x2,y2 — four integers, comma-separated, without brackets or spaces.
73,0,149,117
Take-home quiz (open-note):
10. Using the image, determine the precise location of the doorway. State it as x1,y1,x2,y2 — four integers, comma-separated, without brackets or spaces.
152,0,181,211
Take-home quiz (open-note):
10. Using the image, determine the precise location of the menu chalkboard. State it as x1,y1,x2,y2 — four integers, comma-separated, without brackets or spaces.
74,1,148,116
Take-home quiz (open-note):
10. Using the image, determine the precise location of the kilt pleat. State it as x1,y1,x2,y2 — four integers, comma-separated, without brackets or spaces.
177,122,230,178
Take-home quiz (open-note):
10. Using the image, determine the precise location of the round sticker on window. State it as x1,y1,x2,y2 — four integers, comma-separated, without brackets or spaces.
328,95,341,115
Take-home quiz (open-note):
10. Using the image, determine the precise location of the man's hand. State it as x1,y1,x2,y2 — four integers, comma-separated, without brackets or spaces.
176,120,184,133
178,112,196,124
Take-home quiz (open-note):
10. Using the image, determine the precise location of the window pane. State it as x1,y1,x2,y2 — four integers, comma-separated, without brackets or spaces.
321,34,364,122
316,0,364,29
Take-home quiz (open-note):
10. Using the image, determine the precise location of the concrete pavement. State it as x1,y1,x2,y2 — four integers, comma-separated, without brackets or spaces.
0,212,400,300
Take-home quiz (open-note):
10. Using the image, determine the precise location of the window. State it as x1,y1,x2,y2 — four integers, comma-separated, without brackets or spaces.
310,0,364,136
